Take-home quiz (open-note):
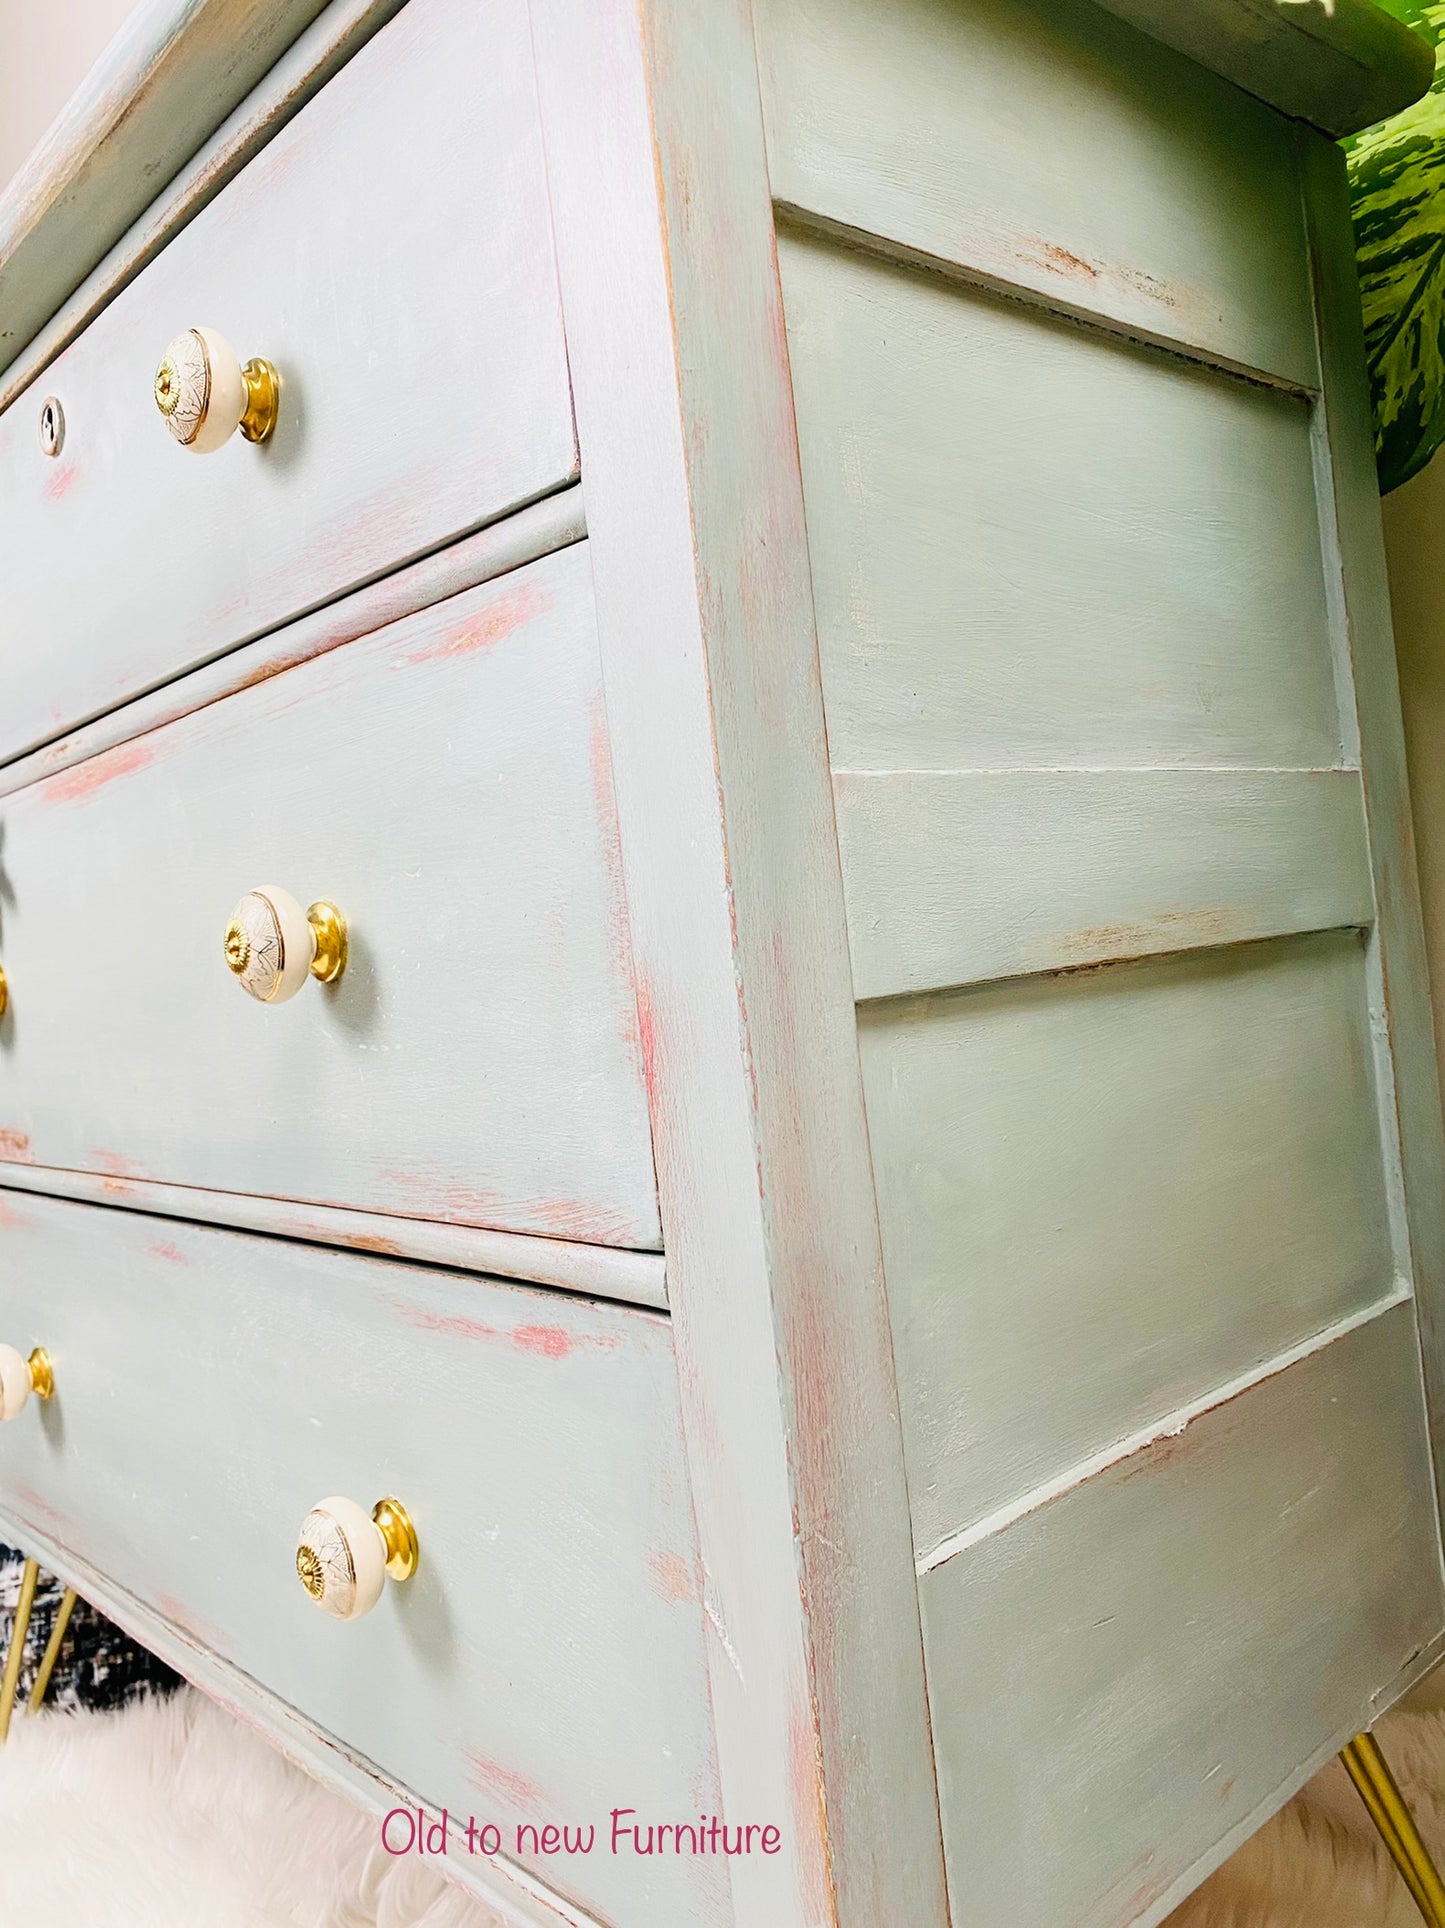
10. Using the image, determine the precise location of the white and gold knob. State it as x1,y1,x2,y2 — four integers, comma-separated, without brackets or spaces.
223,887,346,1003
154,327,279,450
0,1346,53,1422
295,1496,418,1620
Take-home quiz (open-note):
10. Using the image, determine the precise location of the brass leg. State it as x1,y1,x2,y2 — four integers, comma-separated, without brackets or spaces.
1342,1731,1445,1927
0,1558,39,1744
26,1586,75,1716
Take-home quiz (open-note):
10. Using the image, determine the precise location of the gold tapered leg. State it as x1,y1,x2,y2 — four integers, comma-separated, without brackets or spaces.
0,1559,39,1744
1342,1731,1445,1926
26,1587,75,1716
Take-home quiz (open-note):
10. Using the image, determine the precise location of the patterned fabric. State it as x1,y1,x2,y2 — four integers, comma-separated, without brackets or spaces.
0,1546,180,1715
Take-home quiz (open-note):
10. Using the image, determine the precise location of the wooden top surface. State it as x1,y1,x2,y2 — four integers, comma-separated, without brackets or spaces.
1095,0,1433,137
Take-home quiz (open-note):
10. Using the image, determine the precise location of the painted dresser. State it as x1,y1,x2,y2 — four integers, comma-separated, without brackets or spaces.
0,0,1439,1923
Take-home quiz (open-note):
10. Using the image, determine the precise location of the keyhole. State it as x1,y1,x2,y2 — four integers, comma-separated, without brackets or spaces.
38,397,64,459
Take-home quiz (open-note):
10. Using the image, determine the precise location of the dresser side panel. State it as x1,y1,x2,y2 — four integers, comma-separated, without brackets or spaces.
761,5,1445,1922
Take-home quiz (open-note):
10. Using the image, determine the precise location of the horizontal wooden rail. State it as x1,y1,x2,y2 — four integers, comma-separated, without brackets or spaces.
835,767,1374,1001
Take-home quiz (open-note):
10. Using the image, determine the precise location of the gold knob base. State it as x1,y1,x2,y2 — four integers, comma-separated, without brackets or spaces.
306,902,347,984
239,358,279,444
27,1349,54,1401
372,1498,418,1583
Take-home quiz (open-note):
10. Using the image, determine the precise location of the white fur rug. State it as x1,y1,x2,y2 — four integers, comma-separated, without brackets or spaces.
0,1686,501,1926
1167,1705,1445,1928
3,1678,1444,1925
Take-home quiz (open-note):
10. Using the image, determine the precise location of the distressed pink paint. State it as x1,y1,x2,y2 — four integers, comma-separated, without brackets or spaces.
379,1169,640,1247
39,736,156,805
464,1751,548,1811
587,688,650,1086
42,462,79,502
12,1484,71,1533
648,1548,697,1604
392,1306,503,1345
391,1301,620,1359
788,1693,837,1925
148,1239,188,1265
89,1149,147,1180
155,1591,229,1653
513,1323,577,1359
633,978,661,1107
401,580,548,666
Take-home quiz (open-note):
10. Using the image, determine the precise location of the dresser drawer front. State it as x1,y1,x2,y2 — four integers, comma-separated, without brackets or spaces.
0,540,660,1249
0,0,576,763
0,1193,724,1927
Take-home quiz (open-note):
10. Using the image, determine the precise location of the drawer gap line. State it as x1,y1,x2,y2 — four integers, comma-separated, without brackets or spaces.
0,485,586,797
0,1161,668,1313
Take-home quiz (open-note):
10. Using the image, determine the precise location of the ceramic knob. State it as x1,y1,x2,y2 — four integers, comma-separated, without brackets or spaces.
223,887,347,1002
295,1496,418,1620
0,1346,53,1422
154,327,279,450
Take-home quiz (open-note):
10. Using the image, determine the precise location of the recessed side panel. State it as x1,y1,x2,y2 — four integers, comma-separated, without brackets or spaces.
919,1307,1443,1928
861,931,1397,1549
779,235,1337,773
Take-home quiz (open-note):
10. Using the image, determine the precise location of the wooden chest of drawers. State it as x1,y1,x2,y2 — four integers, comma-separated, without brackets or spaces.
0,1,1439,1924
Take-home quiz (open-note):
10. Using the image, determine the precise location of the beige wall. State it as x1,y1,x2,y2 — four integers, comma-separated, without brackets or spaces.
0,0,141,193
1385,459,1445,1131
1387,459,1445,1718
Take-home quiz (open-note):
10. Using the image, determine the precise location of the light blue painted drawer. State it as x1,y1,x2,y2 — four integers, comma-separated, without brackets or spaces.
0,1189,726,1928
0,0,576,764
0,538,660,1251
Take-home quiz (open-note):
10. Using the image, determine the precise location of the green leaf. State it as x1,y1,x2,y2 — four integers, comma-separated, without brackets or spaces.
1349,60,1445,491
1366,0,1445,45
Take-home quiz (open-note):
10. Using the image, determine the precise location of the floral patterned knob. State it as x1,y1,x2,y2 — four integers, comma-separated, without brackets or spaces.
0,1346,54,1421
223,886,346,1003
295,1497,419,1621
154,327,279,451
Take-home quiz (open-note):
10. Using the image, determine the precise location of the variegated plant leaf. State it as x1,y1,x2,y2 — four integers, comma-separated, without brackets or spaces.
1346,2,1445,491
1351,82,1445,493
